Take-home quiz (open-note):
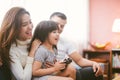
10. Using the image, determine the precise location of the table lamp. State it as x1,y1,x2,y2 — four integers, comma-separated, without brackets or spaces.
112,19,120,48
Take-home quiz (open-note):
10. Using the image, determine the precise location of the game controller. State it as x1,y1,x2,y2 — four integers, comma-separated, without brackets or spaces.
62,58,72,64
61,58,72,71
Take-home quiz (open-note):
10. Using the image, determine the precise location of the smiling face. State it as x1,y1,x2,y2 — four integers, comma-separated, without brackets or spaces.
50,15,67,34
17,13,33,41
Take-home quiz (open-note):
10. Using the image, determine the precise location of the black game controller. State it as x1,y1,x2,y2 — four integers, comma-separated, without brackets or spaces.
61,58,72,71
62,58,72,64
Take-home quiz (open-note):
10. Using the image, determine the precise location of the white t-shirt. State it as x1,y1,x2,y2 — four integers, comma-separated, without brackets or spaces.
57,37,81,69
56,37,76,61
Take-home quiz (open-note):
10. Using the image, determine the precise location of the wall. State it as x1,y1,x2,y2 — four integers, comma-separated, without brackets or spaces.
0,0,89,52
90,0,120,49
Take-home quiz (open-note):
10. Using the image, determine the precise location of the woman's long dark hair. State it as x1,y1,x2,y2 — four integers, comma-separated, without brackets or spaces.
0,7,30,79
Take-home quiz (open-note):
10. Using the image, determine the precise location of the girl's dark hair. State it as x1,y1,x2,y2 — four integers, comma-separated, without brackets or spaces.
28,20,58,51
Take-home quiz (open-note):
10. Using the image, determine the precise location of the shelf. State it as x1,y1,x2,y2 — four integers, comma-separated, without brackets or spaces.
112,68,120,73
83,49,120,80
83,50,111,80
112,49,120,80
112,67,120,69
90,58,108,63
83,49,110,53
112,49,120,51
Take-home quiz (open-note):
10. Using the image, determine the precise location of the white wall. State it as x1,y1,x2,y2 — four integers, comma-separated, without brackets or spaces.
0,0,89,53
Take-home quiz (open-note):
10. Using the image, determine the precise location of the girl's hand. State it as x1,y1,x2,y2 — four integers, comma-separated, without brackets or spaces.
29,39,41,57
45,61,54,68
53,62,66,71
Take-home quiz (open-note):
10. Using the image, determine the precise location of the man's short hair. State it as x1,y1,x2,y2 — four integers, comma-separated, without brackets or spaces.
50,12,67,20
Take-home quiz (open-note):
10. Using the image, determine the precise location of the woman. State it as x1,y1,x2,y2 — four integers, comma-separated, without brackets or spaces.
29,20,76,80
0,7,40,80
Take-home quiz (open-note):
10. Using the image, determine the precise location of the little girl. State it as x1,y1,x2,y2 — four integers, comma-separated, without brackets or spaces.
29,20,76,80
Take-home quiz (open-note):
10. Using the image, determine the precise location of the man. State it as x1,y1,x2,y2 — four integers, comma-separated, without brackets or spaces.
50,12,103,80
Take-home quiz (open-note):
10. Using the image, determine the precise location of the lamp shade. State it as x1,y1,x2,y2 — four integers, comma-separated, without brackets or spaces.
112,19,120,32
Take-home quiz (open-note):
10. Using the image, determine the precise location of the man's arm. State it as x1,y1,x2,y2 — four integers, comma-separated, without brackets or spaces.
69,51,93,66
69,51,103,77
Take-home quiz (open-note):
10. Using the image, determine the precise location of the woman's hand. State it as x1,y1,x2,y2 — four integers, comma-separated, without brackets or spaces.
29,39,41,57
